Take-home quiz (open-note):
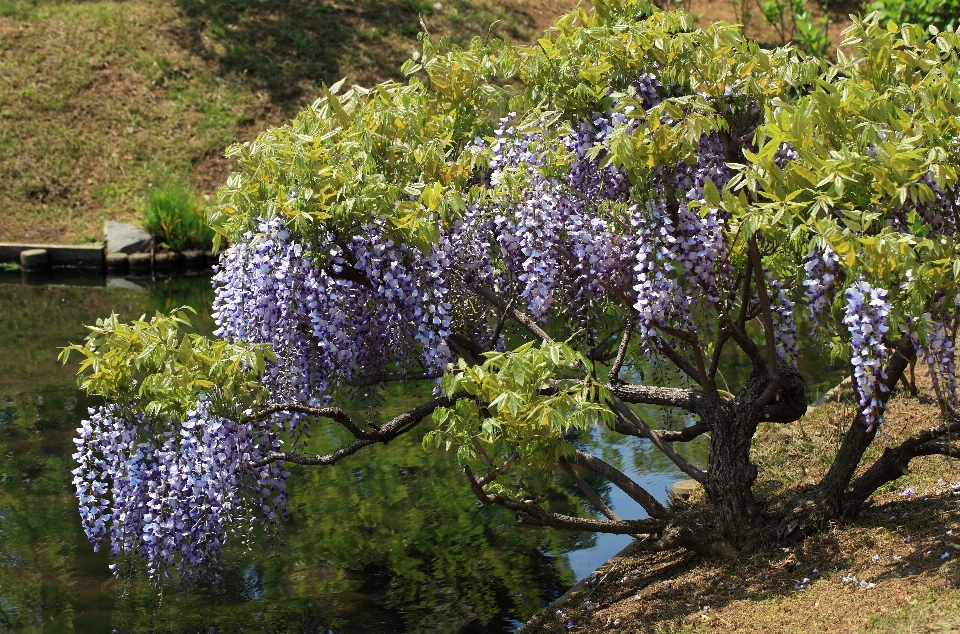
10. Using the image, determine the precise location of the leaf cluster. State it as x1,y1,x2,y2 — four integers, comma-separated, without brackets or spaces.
207,34,519,257
427,341,614,496
60,309,272,420
731,17,960,344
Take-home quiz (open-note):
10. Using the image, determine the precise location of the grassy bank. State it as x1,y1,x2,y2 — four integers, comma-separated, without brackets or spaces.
525,372,960,633
0,0,565,244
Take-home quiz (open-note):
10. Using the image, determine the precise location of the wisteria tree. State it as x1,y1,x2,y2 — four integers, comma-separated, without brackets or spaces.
64,0,960,575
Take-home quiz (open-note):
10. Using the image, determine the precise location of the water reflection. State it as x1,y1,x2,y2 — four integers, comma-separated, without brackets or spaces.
0,281,581,633
0,279,847,632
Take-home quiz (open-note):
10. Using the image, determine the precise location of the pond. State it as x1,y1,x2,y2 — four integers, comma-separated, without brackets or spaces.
0,274,846,633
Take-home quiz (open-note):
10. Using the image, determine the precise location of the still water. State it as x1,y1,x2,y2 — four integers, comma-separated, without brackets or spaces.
0,274,845,633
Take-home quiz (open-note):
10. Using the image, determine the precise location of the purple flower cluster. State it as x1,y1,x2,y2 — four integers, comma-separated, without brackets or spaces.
843,280,892,430
464,107,640,328
213,217,453,395
632,132,732,347
768,277,798,364
910,300,959,412
72,216,458,577
803,245,841,334
73,399,287,577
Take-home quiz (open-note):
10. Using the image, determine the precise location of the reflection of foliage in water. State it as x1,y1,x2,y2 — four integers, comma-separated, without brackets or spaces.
0,280,846,631
0,385,579,633
0,280,582,633
0,387,108,632
0,278,214,393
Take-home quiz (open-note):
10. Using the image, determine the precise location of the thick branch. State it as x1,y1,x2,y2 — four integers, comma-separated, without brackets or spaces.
573,450,669,519
608,382,706,416
613,416,711,443
777,337,917,541
727,319,764,368
327,263,373,289
843,418,960,511
464,465,667,534
448,332,485,366
737,256,752,332
654,421,712,442
560,457,620,521
248,391,467,468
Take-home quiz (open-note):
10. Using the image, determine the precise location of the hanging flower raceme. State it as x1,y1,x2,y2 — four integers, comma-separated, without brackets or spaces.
73,399,288,578
843,280,892,430
803,245,841,334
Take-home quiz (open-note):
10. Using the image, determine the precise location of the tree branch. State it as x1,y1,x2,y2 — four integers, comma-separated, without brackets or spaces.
654,335,702,384
473,283,553,344
608,382,706,416
560,457,621,521
612,415,710,444
608,319,634,384
448,332,485,366
573,450,670,519
607,395,708,483
326,263,373,289
708,327,731,382
476,450,521,486
777,337,917,541
247,391,468,468
464,466,667,535
247,404,375,439
843,417,960,511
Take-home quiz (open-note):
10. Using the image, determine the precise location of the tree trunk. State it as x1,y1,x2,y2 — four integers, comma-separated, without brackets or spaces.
704,405,760,550
776,338,916,541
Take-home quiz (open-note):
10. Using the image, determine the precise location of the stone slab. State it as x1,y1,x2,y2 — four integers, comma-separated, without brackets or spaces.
671,479,701,500
20,248,49,271
104,220,153,254
0,243,104,269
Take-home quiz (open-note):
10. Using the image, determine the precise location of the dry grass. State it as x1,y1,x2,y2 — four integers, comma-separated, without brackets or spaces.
0,0,571,245
523,368,960,633
0,0,864,246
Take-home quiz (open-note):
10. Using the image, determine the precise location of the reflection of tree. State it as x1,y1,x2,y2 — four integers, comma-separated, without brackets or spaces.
280,405,580,632
0,388,108,632
0,379,581,632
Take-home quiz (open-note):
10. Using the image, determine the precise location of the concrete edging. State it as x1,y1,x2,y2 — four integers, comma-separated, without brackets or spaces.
0,243,104,269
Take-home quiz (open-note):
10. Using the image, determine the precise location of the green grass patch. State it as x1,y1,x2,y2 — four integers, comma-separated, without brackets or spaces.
142,181,214,251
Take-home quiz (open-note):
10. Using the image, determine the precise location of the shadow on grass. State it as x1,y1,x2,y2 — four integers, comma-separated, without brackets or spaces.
173,0,445,106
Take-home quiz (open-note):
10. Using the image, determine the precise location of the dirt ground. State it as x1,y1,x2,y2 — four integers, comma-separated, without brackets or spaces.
520,370,960,633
